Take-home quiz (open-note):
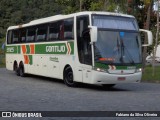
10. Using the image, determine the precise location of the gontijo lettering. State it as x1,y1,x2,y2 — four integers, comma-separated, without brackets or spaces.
46,45,65,53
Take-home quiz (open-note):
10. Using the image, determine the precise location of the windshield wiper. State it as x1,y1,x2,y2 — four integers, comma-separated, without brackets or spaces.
120,38,135,65
120,39,124,64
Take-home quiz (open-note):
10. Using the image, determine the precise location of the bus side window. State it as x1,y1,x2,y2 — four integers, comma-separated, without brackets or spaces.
64,18,74,40
76,15,92,65
19,29,26,43
26,28,36,42
59,21,64,40
49,22,60,41
36,25,47,42
7,30,12,44
12,30,19,43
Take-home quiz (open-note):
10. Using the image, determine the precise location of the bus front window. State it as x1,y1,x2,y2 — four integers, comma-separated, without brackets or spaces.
94,31,142,65
92,15,142,66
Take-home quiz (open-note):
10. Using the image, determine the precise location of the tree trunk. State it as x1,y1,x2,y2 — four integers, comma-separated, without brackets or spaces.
80,0,82,11
152,0,159,76
103,0,108,11
142,2,152,70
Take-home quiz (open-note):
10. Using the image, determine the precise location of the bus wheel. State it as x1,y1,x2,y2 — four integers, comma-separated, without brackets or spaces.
16,67,20,76
102,84,115,89
14,62,19,76
19,65,25,77
64,66,76,87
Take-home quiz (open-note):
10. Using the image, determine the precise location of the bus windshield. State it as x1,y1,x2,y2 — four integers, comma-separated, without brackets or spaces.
94,31,141,65
92,15,138,30
92,15,141,65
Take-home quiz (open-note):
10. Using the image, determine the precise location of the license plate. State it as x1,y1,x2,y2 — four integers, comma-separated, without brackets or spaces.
118,77,126,81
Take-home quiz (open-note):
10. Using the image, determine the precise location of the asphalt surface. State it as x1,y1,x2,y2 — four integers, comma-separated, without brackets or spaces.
0,68,160,120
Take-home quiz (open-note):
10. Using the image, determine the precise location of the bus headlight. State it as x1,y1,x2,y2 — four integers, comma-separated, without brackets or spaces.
136,68,142,72
95,68,107,72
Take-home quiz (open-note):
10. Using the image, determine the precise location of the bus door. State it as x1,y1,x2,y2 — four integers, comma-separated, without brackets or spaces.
76,15,93,83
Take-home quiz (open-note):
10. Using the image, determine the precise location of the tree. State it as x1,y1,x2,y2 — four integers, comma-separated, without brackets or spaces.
89,0,127,12
0,0,64,38
126,0,156,69
152,0,159,76
139,0,153,69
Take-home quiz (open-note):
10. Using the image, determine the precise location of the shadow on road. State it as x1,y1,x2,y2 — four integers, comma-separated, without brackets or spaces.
76,83,130,92
9,70,160,92
23,73,130,92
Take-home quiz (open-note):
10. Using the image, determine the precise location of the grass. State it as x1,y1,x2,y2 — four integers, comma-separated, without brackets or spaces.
142,65,160,83
0,55,5,68
0,38,5,68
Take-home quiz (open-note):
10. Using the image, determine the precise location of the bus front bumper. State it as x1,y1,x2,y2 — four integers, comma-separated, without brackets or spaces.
91,71,142,84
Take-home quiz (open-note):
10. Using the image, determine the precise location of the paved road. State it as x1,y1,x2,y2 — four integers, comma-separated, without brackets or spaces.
0,68,160,120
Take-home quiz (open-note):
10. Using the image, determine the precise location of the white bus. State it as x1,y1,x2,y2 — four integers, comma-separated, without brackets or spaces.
6,11,152,88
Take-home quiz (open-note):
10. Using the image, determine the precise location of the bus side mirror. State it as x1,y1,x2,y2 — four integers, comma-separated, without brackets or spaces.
139,29,153,47
88,26,97,43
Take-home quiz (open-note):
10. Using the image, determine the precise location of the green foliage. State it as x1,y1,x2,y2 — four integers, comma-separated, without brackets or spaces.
0,0,64,38
0,37,5,54
0,0,158,56
89,0,127,12
0,37,5,68
142,66,160,82
126,0,158,56
89,1,104,11
0,55,5,68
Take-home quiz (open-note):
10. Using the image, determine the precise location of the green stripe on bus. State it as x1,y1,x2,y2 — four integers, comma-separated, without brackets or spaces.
95,62,108,69
26,45,30,54
28,55,33,65
35,42,74,55
6,41,74,55
136,64,142,68
95,62,142,70
35,43,67,54
18,45,21,54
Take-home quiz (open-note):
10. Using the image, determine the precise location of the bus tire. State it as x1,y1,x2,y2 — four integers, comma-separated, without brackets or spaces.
16,67,20,76
19,65,25,77
13,62,19,76
102,84,115,89
64,66,76,87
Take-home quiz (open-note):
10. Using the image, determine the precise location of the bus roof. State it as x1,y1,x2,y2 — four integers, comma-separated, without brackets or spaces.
7,11,135,30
